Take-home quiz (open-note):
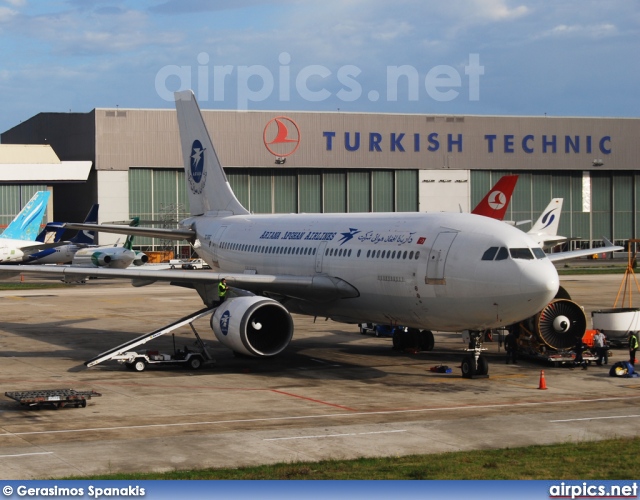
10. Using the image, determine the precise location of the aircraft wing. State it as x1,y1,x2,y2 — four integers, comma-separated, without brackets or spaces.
546,238,624,263
54,223,195,241
0,265,359,302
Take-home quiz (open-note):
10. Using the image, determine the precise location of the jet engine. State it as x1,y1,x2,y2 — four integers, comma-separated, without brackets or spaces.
132,251,149,266
518,299,587,350
210,296,294,357
90,252,112,267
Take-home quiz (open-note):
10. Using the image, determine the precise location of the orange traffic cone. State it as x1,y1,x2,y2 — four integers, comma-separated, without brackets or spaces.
538,370,547,390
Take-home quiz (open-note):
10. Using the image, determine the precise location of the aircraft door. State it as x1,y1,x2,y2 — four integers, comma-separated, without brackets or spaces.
315,241,328,273
426,231,458,285
211,225,228,265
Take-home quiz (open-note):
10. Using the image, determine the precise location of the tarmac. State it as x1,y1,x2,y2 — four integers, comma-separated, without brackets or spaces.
0,271,638,479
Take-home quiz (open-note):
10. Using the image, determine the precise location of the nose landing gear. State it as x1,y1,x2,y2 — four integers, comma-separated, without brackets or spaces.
461,330,489,379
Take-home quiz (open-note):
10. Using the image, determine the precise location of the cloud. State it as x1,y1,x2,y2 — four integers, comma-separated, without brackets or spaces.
541,23,618,39
9,6,184,56
473,0,529,21
0,5,17,22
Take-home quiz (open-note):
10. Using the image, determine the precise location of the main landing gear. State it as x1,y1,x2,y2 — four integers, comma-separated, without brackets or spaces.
461,330,489,379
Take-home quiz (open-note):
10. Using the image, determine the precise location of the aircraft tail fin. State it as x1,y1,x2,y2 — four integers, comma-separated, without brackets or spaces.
174,90,249,216
36,223,66,243
471,175,518,220
123,217,139,250
70,204,99,244
0,191,50,241
530,198,563,236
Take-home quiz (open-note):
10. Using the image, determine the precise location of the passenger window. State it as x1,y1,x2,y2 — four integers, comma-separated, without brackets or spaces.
482,247,498,261
510,248,534,260
415,251,420,259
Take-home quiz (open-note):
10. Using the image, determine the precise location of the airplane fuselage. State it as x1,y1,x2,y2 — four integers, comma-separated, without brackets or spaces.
73,247,136,269
184,210,560,331
0,239,43,263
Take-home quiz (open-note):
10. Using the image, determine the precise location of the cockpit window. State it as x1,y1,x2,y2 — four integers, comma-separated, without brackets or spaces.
495,247,509,260
482,247,498,261
510,248,534,260
532,247,547,259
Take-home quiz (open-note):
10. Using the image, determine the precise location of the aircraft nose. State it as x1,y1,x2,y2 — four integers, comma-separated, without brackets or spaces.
521,259,559,305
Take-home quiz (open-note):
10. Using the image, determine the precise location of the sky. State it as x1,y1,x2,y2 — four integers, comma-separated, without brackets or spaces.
0,0,638,134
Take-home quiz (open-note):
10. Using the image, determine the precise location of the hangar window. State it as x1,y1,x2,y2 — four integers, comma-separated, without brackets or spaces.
510,248,534,260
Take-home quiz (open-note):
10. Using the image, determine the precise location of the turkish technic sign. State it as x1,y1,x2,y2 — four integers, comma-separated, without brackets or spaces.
321,131,612,155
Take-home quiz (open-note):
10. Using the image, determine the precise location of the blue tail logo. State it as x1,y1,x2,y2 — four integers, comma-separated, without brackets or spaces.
188,139,207,194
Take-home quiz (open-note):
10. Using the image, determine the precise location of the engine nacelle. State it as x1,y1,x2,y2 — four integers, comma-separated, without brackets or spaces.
210,296,294,357
132,251,149,266
90,252,112,267
521,299,587,349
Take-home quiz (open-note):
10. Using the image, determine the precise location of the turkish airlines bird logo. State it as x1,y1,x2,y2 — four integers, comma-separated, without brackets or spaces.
263,117,301,158
487,190,507,210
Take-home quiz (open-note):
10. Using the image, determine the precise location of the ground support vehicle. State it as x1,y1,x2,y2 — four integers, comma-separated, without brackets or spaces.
181,259,210,270
85,307,215,372
5,389,101,409
113,344,212,372
515,347,599,367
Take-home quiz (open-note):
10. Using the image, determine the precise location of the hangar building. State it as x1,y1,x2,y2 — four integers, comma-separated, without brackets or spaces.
2,106,639,257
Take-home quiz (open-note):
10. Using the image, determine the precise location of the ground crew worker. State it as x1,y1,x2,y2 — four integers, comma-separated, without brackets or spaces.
504,327,518,364
593,329,608,366
218,278,228,303
573,337,588,370
629,331,639,366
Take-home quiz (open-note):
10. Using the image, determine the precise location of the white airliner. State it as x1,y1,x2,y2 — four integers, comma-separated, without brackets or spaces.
71,218,148,269
0,91,623,377
26,204,99,264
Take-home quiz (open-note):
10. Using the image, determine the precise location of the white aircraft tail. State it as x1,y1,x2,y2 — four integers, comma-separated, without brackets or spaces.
529,198,563,236
174,90,249,216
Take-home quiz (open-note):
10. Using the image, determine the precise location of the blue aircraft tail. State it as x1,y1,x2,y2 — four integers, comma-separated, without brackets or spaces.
36,204,99,244
0,191,50,241
70,204,99,244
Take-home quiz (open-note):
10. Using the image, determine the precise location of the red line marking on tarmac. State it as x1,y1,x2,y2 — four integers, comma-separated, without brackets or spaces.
270,389,357,411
